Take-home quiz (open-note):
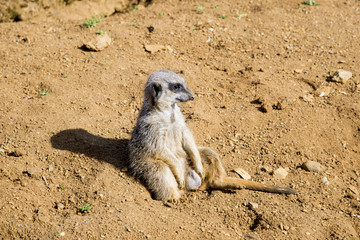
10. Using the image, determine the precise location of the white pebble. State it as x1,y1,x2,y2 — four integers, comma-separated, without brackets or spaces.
321,177,330,185
273,167,289,179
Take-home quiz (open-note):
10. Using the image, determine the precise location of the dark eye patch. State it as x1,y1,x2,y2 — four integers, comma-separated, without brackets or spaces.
169,83,184,92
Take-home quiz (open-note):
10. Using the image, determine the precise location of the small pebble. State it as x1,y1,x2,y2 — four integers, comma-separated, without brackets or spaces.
273,167,289,179
144,44,166,53
8,150,24,157
233,167,251,180
302,161,322,172
248,202,258,210
315,86,332,97
261,165,273,173
331,69,352,84
57,203,65,209
83,33,112,51
25,167,42,178
348,186,359,196
301,94,314,103
321,177,330,185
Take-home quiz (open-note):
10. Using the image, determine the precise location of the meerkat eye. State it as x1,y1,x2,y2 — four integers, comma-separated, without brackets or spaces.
171,83,183,91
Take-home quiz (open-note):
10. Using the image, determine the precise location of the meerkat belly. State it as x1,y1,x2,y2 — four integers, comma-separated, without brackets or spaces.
166,123,186,155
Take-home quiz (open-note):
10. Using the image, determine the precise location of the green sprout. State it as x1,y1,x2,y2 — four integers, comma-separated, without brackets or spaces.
82,15,102,28
78,203,92,213
236,12,247,19
211,4,220,9
36,90,49,98
302,0,317,5
196,5,205,13
97,29,104,35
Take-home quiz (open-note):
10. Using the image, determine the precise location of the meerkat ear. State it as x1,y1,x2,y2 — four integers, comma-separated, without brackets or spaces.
150,82,162,100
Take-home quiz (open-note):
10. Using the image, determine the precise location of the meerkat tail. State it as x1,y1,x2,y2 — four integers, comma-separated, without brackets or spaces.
220,177,297,194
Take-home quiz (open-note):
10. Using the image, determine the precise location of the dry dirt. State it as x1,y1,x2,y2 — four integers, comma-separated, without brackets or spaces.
1,0,360,239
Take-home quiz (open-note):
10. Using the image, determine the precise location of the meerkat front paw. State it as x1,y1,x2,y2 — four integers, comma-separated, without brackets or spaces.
186,170,202,190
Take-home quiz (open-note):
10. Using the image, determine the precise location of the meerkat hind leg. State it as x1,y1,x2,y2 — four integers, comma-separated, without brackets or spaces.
147,160,184,201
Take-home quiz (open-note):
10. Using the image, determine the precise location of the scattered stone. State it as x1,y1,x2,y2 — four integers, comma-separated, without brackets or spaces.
301,94,314,103
56,203,65,210
348,185,359,196
60,232,65,236
144,44,167,53
273,167,289,179
24,167,42,178
331,70,352,84
261,166,273,173
248,202,258,210
321,177,330,185
315,86,332,97
294,69,302,74
42,176,48,185
83,33,112,51
233,167,251,180
302,161,322,172
7,149,23,157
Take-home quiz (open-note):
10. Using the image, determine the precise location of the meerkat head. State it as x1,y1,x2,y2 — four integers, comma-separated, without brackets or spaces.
144,70,194,108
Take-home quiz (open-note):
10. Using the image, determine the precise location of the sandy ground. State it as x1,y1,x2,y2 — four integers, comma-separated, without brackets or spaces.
0,0,359,239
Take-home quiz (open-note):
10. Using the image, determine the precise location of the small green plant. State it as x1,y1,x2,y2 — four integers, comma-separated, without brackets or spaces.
211,4,220,9
51,131,57,135
132,5,138,11
159,12,164,16
193,24,200,32
57,185,64,191
130,20,138,26
236,12,247,19
196,5,205,13
302,0,317,5
78,203,92,213
82,15,102,28
97,29,104,35
36,90,49,98
218,15,227,19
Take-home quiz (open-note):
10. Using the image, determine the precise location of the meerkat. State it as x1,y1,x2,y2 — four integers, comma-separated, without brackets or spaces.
128,70,296,201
